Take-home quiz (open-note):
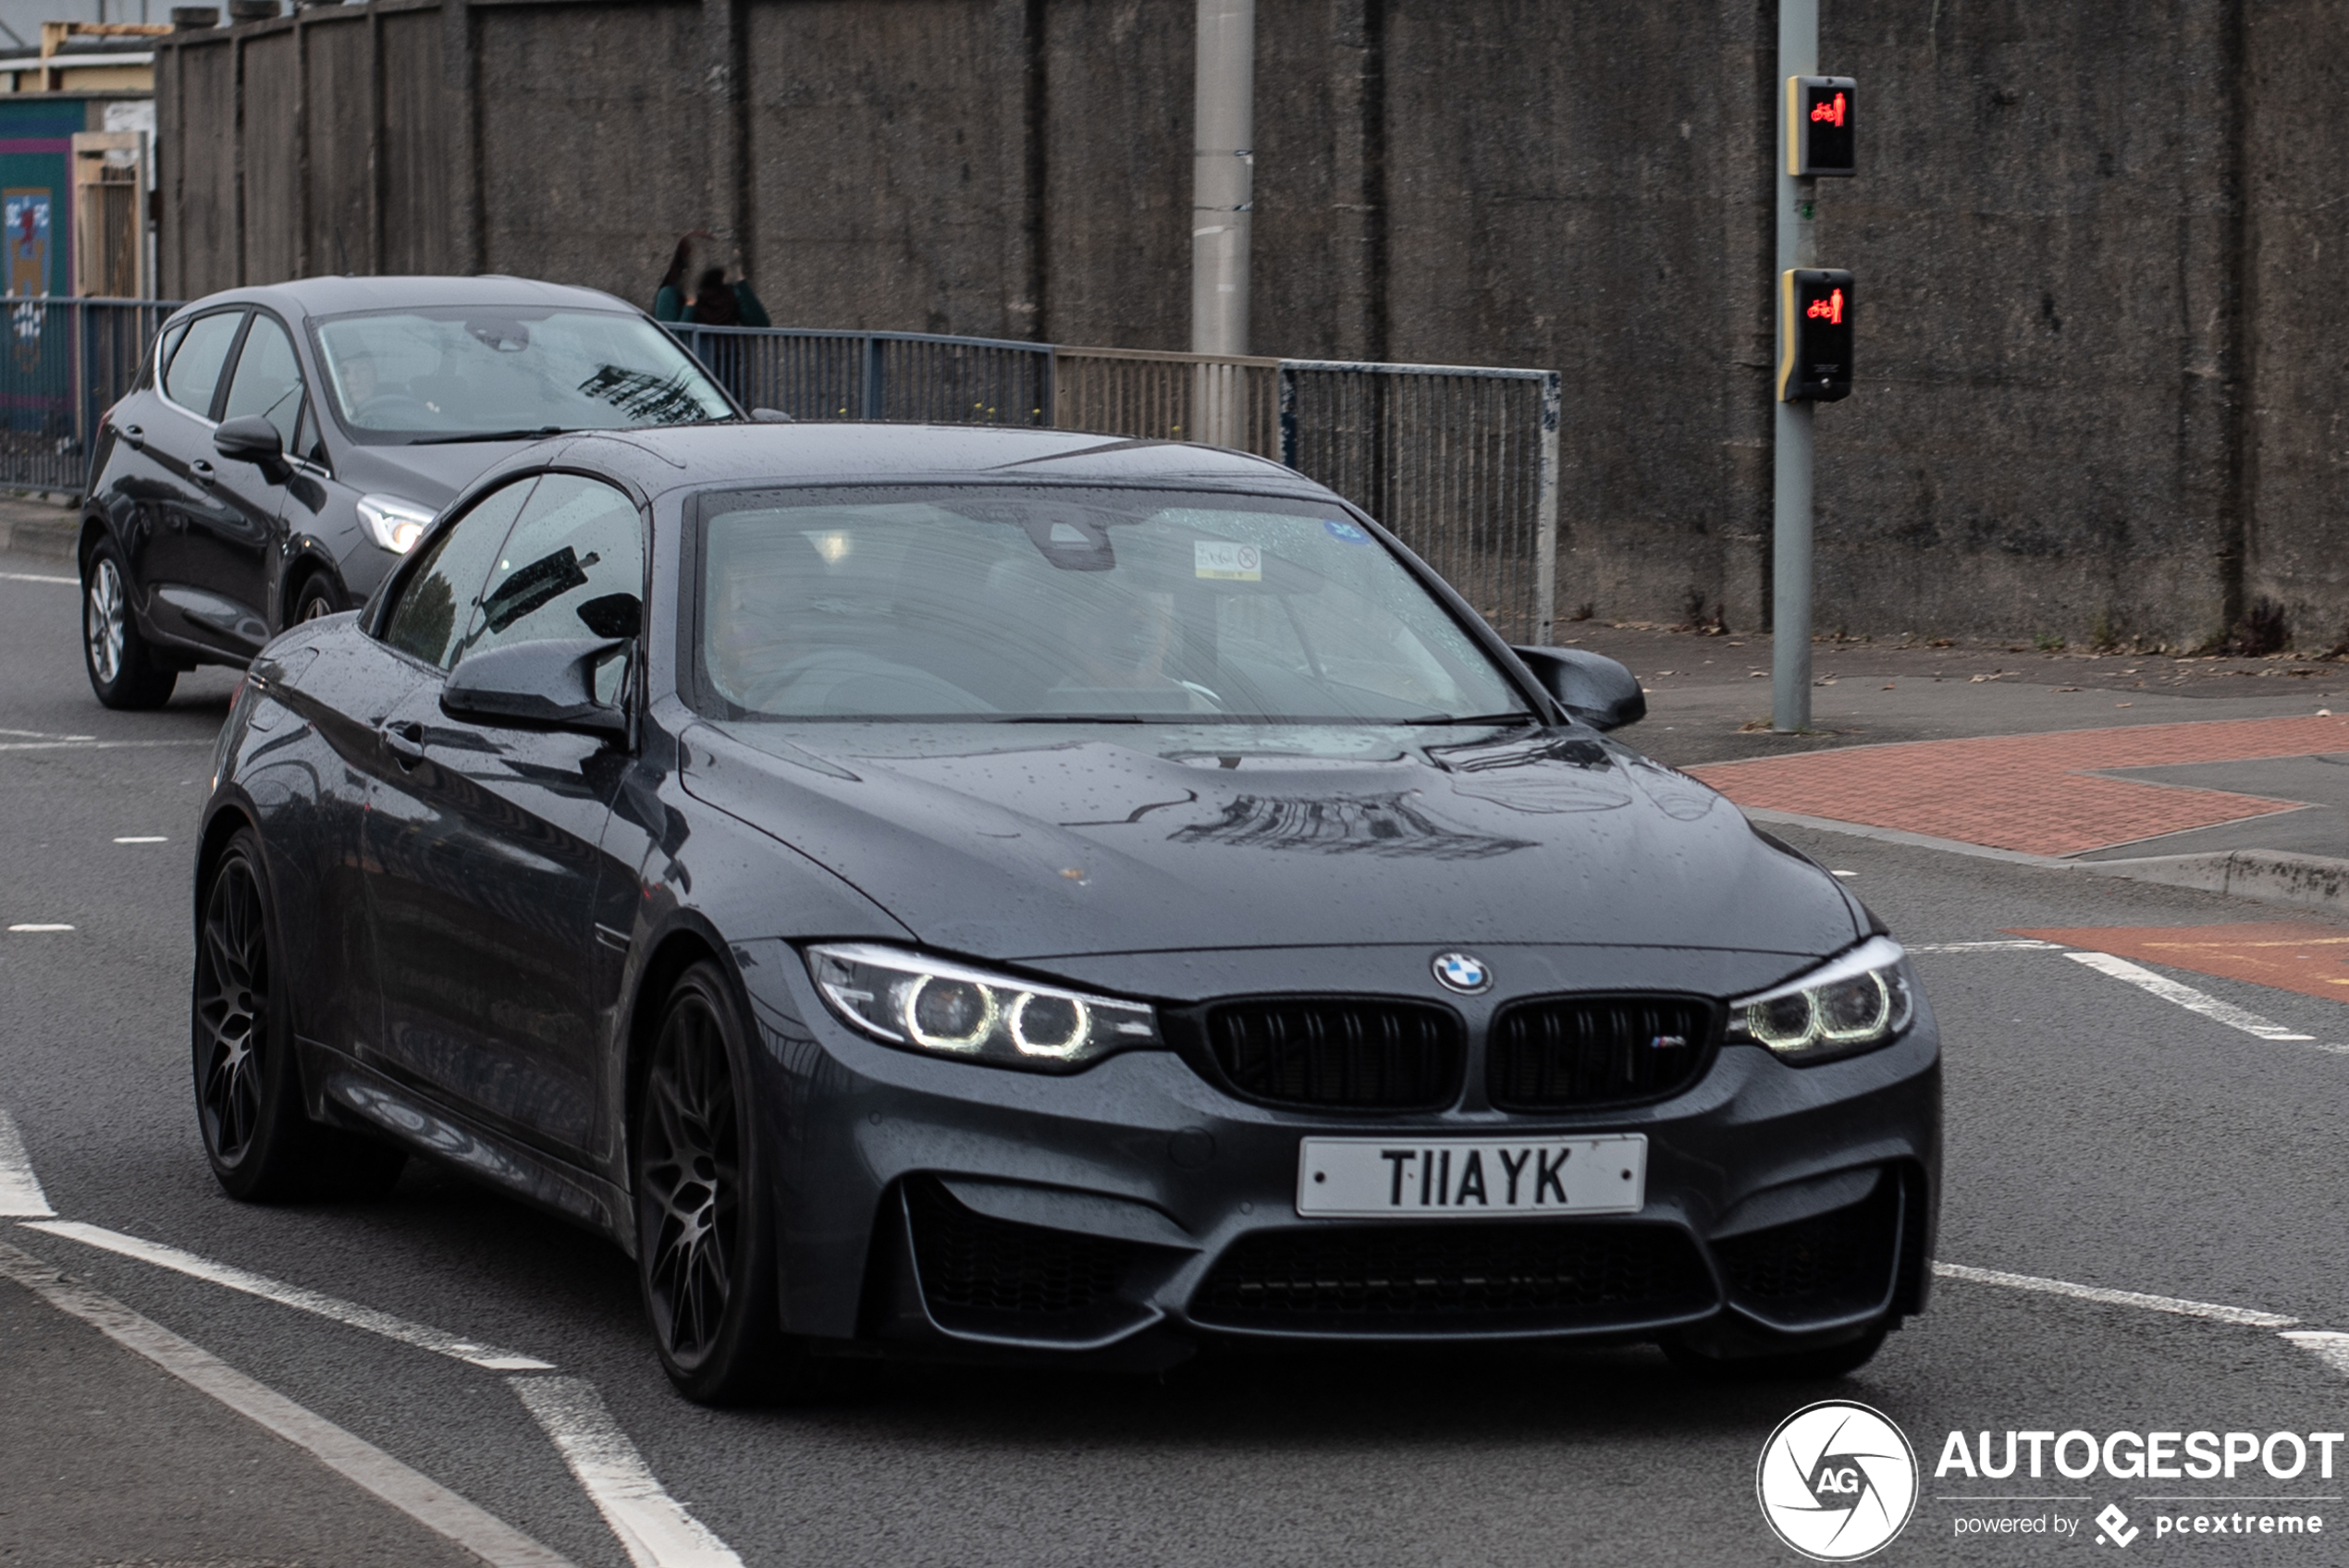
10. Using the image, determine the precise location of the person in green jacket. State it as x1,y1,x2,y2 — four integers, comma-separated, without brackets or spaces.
654,233,770,327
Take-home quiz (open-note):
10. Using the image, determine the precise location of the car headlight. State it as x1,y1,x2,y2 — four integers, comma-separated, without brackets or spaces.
356,494,436,555
805,943,1161,1073
1726,936,1915,1064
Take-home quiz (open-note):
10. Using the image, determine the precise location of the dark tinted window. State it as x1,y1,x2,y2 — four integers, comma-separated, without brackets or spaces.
380,479,536,668
163,311,242,414
220,315,306,448
453,475,643,692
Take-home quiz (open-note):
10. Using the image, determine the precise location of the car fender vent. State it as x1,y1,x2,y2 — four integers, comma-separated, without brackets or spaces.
1199,998,1464,1110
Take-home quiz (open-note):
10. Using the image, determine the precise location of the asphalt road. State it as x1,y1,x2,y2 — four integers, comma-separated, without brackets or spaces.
5,552,2348,1566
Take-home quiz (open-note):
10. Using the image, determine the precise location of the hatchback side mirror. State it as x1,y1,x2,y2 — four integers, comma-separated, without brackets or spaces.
443,637,628,736
1510,645,1646,730
214,415,289,481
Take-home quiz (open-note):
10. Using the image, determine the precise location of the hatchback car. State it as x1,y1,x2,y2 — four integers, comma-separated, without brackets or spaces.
195,423,1938,1403
81,275,741,708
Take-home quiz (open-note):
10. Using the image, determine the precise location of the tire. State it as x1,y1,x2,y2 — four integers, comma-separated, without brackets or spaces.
1662,1319,1889,1383
635,961,818,1405
289,573,342,626
82,537,177,709
193,829,407,1202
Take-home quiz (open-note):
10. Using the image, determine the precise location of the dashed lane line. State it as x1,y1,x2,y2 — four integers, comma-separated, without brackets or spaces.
1909,940,2070,953
0,1107,55,1217
0,571,75,584
2065,949,2318,1041
0,1235,579,1568
0,738,210,751
1934,1262,2301,1328
512,1377,744,1568
25,1219,553,1371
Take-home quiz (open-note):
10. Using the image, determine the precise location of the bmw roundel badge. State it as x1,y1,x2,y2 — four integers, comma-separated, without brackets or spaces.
1431,951,1491,994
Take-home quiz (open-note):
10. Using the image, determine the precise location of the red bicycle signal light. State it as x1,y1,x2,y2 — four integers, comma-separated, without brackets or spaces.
1779,270,1854,403
1786,77,1857,177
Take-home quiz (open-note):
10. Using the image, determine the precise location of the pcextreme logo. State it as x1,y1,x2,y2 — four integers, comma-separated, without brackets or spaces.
1757,1401,1921,1562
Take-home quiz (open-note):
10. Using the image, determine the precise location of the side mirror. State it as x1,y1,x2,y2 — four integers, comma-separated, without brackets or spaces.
214,415,289,481
1510,645,1646,731
443,637,628,736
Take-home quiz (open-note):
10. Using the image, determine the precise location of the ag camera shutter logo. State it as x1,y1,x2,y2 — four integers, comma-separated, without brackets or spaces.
1757,1401,1919,1561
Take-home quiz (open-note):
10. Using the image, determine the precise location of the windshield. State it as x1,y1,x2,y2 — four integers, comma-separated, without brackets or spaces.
313,307,734,444
688,487,1531,724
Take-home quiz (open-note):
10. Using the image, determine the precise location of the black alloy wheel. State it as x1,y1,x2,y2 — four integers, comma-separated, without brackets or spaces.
635,961,811,1404
193,829,405,1201
82,536,177,709
289,574,342,625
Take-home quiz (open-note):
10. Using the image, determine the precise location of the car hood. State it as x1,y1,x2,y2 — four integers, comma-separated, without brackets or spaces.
329,438,546,509
677,720,1864,967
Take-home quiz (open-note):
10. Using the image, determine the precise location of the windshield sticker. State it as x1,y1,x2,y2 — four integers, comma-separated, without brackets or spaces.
1196,540,1262,581
1323,519,1371,544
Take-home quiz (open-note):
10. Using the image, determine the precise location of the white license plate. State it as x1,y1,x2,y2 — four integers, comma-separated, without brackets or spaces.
1295,1135,1647,1219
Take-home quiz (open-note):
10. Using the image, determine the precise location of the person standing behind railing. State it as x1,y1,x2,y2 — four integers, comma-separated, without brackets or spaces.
653,232,711,323
689,265,771,328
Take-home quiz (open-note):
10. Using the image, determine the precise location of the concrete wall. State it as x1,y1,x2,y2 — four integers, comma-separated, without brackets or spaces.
155,0,2349,647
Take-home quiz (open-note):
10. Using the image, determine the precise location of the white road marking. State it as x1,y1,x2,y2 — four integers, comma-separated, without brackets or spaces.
511,1376,744,1568
8,923,73,932
1935,1261,2299,1327
0,571,74,584
0,727,93,740
0,1107,55,1218
26,1219,553,1371
1909,939,2069,953
112,835,168,843
2280,1331,2349,1378
2065,949,2318,1040
0,1236,577,1568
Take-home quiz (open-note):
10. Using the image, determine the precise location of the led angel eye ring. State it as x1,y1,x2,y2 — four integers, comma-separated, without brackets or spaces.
1817,971,1892,1043
901,975,1000,1051
1007,990,1090,1057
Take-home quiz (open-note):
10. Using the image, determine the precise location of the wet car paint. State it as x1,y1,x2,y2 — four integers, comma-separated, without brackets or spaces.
204,423,1938,1368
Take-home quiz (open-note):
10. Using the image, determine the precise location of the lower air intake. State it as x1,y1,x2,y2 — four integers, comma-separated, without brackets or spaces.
904,1178,1139,1327
1192,1220,1716,1332
1714,1170,1902,1324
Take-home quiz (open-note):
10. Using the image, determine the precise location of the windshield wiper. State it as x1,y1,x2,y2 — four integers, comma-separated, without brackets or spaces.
1401,710,1541,726
407,426,567,446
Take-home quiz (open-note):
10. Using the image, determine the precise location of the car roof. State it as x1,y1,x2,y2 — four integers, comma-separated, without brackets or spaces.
170,274,638,324
547,423,1341,502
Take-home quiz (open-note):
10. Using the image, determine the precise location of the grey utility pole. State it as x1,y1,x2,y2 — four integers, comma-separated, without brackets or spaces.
1191,0,1254,358
1772,0,1818,733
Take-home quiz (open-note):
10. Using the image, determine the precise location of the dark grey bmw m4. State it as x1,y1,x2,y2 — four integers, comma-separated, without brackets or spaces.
195,422,1938,1403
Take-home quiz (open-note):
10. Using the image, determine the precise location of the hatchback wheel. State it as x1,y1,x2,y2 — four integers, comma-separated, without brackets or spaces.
82,539,176,709
194,829,405,1201
636,961,816,1404
289,574,341,625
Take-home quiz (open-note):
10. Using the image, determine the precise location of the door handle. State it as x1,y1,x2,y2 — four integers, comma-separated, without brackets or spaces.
383,721,425,765
190,459,215,485
119,423,142,448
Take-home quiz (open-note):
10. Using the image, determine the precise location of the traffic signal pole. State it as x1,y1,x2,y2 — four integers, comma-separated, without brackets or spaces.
1772,0,1818,733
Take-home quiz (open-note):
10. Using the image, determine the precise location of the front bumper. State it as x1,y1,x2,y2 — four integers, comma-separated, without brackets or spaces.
735,941,1940,1364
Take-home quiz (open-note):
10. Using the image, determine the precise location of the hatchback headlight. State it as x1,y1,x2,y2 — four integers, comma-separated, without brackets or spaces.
356,494,436,555
805,943,1160,1073
1726,936,1914,1064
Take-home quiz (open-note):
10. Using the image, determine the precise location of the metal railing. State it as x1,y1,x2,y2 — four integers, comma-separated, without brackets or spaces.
3,301,1560,643
666,325,1053,426
0,296,176,495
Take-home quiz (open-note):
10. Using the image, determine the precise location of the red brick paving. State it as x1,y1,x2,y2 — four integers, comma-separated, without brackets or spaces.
1686,714,2349,856
2013,922,2349,1005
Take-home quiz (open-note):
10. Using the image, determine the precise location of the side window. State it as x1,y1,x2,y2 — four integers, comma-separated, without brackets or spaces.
220,315,306,448
163,311,243,415
456,475,644,684
379,478,537,669
150,321,185,389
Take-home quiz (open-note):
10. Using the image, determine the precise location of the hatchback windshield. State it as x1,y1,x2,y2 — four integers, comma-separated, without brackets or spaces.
314,307,733,443
690,487,1531,724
